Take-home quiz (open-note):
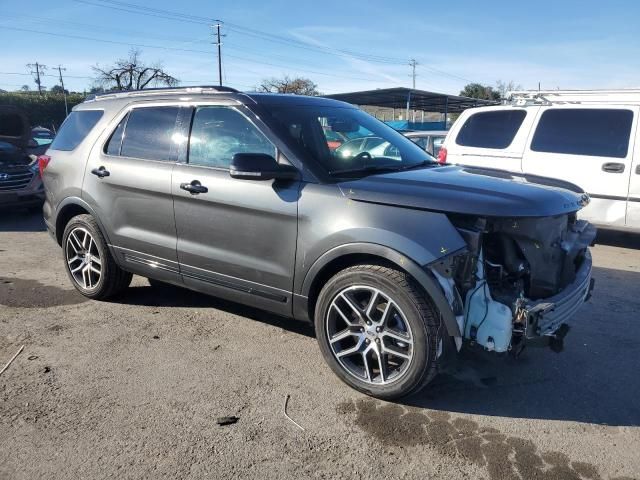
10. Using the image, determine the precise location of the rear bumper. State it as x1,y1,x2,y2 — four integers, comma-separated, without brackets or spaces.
524,248,594,340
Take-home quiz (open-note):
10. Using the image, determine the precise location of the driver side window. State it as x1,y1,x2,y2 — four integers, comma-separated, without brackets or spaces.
188,106,276,168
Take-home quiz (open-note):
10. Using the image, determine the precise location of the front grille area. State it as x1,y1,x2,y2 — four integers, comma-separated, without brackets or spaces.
0,168,34,191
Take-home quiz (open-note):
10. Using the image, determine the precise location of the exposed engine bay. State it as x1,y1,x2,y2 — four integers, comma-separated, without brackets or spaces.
432,212,596,354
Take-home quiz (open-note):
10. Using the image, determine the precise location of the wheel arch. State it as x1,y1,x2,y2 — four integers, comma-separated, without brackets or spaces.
54,197,111,247
298,243,460,337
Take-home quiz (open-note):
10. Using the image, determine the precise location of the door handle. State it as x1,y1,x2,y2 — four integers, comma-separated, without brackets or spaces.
601,162,625,173
91,166,110,178
180,180,208,194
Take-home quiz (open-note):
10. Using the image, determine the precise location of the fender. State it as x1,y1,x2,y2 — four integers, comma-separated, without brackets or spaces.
54,196,113,247
297,242,462,337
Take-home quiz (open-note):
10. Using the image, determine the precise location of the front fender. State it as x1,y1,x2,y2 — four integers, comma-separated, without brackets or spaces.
298,242,462,337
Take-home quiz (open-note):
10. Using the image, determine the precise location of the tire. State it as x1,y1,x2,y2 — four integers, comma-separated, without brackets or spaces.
62,214,132,299
314,264,440,400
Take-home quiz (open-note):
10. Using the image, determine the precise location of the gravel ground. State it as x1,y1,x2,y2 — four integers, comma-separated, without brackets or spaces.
1,211,639,480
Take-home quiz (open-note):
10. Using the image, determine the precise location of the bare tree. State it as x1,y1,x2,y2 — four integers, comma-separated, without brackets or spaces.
92,49,178,91
257,76,319,96
495,80,523,99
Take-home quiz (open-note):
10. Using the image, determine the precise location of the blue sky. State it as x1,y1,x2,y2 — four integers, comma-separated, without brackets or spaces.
1,0,639,95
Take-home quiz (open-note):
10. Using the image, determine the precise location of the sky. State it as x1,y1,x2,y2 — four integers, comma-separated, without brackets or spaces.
1,0,639,95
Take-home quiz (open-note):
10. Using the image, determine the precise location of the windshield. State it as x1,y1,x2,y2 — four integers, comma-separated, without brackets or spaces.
266,105,436,177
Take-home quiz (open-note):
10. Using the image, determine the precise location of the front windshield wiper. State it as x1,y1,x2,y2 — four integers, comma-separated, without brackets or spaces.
329,160,439,177
397,159,439,171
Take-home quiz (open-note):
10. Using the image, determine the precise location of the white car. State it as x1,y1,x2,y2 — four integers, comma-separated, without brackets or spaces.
439,90,640,231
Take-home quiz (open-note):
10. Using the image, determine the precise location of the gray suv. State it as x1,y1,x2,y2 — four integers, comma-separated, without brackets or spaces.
41,86,595,399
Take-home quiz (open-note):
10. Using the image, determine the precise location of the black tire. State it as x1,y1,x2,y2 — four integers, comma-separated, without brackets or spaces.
314,264,440,400
62,214,132,299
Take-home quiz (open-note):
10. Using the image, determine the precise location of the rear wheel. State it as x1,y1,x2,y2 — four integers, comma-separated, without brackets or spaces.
315,264,440,400
62,214,132,299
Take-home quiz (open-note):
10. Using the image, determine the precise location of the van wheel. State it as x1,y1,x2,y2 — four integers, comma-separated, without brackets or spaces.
315,264,440,400
62,214,132,299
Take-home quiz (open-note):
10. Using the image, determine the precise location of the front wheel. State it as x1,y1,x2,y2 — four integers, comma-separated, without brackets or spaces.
62,214,132,299
314,264,441,400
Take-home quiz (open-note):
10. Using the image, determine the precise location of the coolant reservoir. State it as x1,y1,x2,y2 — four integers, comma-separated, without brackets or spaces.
464,282,513,352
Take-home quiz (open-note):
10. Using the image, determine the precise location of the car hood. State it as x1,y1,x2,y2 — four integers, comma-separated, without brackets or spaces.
338,165,589,218
0,105,30,149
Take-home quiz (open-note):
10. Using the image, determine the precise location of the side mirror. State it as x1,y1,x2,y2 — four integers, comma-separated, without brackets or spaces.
230,153,299,181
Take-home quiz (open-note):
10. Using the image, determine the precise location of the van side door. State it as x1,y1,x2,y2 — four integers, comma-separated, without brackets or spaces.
522,106,637,227
626,117,640,229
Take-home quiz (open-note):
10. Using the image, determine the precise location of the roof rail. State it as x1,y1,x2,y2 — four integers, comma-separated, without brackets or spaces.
85,85,239,102
507,89,640,106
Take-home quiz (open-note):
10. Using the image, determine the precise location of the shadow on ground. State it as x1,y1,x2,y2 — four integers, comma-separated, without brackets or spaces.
113,282,315,339
0,209,46,233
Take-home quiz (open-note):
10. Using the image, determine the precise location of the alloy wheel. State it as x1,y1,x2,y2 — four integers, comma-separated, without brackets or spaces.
65,227,102,290
325,285,414,385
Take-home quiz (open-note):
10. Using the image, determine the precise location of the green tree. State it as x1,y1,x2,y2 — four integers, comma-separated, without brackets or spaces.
50,85,69,95
460,83,500,101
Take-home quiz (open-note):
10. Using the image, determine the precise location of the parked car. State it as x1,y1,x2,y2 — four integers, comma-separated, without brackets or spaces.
41,87,595,399
0,106,45,210
403,130,448,157
322,127,348,151
439,90,640,231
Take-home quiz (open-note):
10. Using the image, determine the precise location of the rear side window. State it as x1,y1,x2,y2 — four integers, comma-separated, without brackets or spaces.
104,114,128,156
50,110,103,151
120,107,180,161
456,110,526,149
531,108,633,158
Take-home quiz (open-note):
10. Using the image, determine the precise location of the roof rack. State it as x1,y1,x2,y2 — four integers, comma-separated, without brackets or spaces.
507,89,640,106
85,85,239,102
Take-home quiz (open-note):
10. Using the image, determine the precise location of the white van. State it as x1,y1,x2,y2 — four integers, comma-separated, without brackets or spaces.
439,90,640,231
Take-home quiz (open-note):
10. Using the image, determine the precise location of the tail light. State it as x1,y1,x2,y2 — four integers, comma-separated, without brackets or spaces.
38,155,51,177
437,147,447,164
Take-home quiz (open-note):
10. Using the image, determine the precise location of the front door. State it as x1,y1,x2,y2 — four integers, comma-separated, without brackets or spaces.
522,105,637,227
83,105,184,281
173,104,300,315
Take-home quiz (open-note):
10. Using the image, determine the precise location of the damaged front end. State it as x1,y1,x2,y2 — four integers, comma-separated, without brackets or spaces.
430,212,596,355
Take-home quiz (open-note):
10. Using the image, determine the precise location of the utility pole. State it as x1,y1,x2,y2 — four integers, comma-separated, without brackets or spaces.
27,62,47,95
409,59,418,89
57,65,69,116
212,22,224,86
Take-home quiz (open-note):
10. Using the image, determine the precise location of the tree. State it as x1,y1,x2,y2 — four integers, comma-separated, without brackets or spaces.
460,83,500,101
50,85,69,95
495,80,522,99
92,49,178,91
257,76,319,96
20,85,30,91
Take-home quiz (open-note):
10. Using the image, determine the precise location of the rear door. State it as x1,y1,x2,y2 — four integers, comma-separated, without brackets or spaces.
446,107,536,172
83,104,184,281
172,103,300,316
522,106,637,227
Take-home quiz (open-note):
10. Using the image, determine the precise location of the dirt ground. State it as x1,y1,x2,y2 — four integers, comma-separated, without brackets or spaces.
1,210,639,480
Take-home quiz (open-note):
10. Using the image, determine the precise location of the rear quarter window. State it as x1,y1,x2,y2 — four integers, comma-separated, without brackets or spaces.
50,110,103,151
456,109,526,149
531,108,633,158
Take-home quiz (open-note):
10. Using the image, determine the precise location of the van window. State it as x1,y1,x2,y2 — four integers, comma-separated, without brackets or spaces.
531,108,633,158
104,114,128,156
50,110,103,151
120,107,180,161
456,110,526,149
